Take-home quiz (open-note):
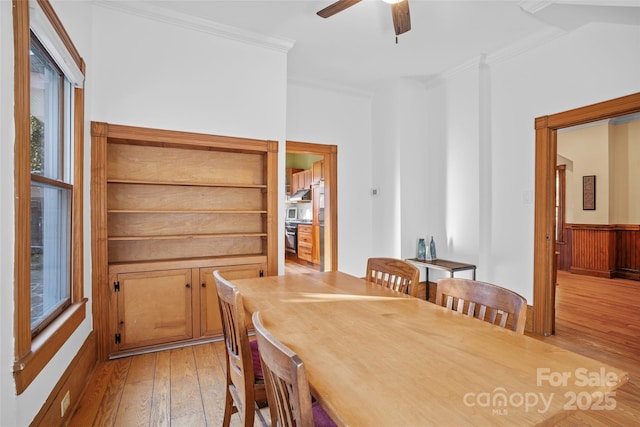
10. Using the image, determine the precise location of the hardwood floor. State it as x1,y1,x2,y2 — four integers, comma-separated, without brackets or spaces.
69,271,639,426
284,259,318,275
535,271,640,426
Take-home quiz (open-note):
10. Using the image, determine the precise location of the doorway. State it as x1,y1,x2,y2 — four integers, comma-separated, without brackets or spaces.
533,92,640,335
285,140,338,273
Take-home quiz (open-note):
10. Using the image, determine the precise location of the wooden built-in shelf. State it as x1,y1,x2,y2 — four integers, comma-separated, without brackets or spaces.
91,121,278,360
107,179,267,188
108,233,268,241
108,209,267,214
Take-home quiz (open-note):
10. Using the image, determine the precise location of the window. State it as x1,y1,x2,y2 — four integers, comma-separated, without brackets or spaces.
13,0,85,394
29,35,73,336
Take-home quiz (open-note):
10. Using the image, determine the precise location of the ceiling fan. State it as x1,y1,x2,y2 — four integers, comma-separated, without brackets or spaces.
317,0,411,36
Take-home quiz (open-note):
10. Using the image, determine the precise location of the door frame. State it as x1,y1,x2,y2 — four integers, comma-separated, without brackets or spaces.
533,92,640,335
286,140,338,271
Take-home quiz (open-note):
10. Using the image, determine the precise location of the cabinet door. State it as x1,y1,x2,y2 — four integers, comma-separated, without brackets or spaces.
286,168,294,195
286,168,302,195
312,160,324,185
304,169,313,190
293,171,304,193
298,225,313,262
199,264,265,337
115,269,192,351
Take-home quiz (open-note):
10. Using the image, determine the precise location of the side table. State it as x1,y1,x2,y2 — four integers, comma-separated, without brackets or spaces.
406,258,477,301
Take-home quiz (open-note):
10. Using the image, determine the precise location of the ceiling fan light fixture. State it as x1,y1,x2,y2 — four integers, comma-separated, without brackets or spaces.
317,0,411,36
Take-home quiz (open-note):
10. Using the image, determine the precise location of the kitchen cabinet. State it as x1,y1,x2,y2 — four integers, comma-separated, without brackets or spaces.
293,169,313,194
304,169,313,189
312,184,323,265
286,168,302,195
295,171,305,193
298,224,313,262
312,160,324,185
91,122,277,359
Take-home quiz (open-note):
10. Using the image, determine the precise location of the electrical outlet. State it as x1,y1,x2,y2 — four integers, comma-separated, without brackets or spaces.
60,390,70,417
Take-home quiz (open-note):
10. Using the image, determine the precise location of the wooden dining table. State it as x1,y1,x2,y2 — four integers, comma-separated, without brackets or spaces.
231,271,628,426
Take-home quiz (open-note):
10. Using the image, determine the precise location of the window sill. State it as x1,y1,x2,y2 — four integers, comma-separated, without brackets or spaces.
13,299,87,394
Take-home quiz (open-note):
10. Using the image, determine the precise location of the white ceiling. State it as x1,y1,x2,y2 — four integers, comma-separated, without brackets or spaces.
110,0,640,92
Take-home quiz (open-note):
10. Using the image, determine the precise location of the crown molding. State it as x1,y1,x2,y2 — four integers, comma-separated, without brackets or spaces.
421,26,565,89
288,74,374,100
519,0,555,15
93,1,295,53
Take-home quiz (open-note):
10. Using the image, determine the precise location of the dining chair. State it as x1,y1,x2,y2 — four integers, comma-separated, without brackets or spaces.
252,311,337,427
366,257,420,297
214,270,268,427
435,278,527,334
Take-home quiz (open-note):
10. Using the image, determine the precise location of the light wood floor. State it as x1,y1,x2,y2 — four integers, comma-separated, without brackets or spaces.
69,271,640,426
537,271,640,426
284,259,319,275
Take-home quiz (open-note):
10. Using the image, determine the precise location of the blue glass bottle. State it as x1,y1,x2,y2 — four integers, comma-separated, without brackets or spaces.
417,238,426,260
429,236,437,260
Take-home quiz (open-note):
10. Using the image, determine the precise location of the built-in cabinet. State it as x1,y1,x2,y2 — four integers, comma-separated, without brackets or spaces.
297,224,313,262
91,122,277,359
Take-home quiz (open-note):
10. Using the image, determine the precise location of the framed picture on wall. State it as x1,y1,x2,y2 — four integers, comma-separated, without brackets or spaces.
583,175,596,210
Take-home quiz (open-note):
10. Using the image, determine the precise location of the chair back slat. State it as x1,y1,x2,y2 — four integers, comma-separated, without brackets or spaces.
252,312,317,427
366,258,420,297
435,278,527,334
214,270,266,426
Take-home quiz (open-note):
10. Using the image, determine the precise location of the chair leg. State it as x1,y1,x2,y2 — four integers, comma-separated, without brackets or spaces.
222,386,234,427
241,400,255,427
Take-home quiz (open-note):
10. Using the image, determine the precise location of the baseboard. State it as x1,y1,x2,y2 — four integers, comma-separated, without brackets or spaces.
30,331,97,426
569,267,614,278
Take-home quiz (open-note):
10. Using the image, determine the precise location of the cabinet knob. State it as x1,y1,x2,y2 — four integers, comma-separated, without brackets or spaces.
201,283,206,288
186,283,191,288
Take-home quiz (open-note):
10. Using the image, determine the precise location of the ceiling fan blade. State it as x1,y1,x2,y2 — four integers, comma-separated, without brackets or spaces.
391,0,411,35
317,0,362,18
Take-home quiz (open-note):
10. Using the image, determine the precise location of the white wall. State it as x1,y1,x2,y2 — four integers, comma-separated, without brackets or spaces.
287,82,373,277
91,5,287,140
1,1,95,425
416,21,640,301
370,79,432,264
0,1,16,423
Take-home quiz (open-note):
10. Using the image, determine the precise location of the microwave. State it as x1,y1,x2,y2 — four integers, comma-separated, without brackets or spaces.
286,206,298,221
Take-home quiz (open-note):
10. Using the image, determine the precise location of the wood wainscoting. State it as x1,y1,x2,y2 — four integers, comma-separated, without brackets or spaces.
563,224,640,280
31,332,97,426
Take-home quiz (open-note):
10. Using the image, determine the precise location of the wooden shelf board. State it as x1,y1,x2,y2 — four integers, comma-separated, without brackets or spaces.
108,233,267,241
107,254,268,273
107,179,266,188
107,210,267,214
